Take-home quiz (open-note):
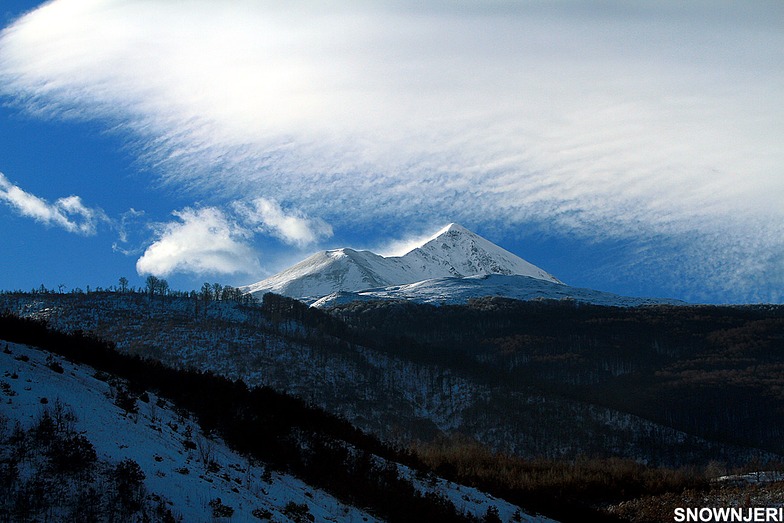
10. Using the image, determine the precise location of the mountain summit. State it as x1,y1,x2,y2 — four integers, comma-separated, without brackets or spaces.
407,223,562,284
243,223,561,301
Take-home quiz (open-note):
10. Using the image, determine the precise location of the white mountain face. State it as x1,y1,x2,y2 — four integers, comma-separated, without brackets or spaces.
243,223,683,306
401,223,562,283
243,223,562,301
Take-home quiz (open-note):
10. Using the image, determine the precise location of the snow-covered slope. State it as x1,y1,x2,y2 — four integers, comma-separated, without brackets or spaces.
312,274,685,308
244,248,407,300
0,342,381,523
244,223,561,301
1,341,557,523
401,223,561,284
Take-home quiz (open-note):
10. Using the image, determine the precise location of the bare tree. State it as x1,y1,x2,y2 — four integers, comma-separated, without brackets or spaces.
157,278,169,297
196,434,215,470
145,275,160,299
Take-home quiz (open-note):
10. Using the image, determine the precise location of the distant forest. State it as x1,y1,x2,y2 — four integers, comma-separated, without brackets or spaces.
327,298,784,455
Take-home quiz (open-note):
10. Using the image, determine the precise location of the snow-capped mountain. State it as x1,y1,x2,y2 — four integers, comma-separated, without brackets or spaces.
400,223,561,283
244,223,562,302
243,223,683,306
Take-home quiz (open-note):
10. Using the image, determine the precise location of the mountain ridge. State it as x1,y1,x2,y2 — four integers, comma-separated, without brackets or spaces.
243,223,563,302
243,223,684,306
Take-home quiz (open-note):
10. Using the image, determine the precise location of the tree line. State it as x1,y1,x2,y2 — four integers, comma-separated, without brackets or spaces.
5,277,258,307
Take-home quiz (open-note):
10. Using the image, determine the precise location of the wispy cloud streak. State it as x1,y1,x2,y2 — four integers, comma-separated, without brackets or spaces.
0,172,104,235
233,198,333,247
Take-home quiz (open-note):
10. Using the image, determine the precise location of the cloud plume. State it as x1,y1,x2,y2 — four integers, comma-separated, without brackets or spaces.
233,197,332,247
136,207,261,277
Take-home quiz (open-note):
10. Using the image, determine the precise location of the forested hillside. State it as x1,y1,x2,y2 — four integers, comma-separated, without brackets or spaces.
329,298,784,456
2,288,783,522
0,314,539,523
3,290,782,464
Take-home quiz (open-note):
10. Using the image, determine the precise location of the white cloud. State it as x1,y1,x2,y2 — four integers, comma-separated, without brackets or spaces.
136,207,261,277
234,197,332,247
376,227,446,258
1,1,783,297
0,172,104,235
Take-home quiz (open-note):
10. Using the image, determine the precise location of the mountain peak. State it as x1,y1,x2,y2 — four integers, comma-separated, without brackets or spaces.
441,222,470,234
417,223,472,248
402,224,562,284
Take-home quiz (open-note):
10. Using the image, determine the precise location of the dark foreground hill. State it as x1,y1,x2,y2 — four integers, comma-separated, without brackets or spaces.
3,291,783,463
0,313,544,522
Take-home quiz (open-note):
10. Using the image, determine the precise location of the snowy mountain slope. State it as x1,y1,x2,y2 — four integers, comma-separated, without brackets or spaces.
1,340,556,523
312,274,685,308
400,223,561,284
243,248,407,300
243,223,561,301
0,342,382,523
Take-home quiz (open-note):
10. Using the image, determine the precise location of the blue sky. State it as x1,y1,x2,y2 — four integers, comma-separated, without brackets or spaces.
1,1,782,303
